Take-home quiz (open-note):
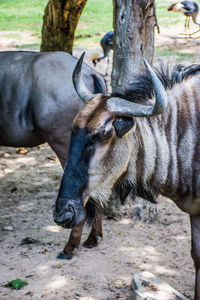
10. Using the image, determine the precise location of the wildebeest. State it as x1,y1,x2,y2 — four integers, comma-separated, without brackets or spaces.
54,53,200,299
0,50,106,257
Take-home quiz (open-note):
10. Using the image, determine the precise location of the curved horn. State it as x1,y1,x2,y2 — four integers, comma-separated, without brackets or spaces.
107,60,168,117
73,52,96,103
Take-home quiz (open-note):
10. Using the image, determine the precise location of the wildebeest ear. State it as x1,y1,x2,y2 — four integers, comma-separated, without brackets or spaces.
112,117,134,138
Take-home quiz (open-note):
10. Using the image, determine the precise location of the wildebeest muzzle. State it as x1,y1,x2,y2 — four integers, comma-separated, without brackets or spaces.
53,197,85,229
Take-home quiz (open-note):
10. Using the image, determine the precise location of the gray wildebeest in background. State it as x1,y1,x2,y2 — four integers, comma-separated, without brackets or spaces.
54,53,200,299
0,50,106,256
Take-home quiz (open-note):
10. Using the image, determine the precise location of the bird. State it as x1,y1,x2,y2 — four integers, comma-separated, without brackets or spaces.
168,1,200,37
92,31,113,76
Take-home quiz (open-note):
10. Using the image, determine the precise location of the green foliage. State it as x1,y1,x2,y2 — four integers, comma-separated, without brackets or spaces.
5,278,28,290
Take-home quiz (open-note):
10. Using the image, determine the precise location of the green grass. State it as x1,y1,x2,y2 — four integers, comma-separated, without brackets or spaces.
0,0,200,51
15,43,40,49
155,47,194,61
156,1,184,26
0,0,112,47
74,0,112,47
0,0,47,35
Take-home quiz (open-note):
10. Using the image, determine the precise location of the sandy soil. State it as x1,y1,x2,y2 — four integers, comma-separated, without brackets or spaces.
1,23,200,300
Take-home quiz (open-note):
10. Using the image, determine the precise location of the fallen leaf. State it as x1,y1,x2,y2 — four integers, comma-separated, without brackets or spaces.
16,147,28,155
32,226,39,230
5,278,28,290
2,226,14,232
20,237,41,245
25,274,36,278
47,156,58,162
41,249,48,254
25,291,34,296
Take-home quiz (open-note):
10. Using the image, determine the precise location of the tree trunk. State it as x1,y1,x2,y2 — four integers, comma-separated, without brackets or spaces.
40,0,87,54
111,0,156,94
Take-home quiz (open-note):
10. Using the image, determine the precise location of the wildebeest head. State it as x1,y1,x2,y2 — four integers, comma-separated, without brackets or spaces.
53,53,168,228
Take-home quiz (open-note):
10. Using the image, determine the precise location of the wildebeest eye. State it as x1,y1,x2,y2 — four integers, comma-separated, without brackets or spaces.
85,145,95,158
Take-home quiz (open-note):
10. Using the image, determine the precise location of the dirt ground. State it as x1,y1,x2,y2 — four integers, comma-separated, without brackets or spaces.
1,23,200,300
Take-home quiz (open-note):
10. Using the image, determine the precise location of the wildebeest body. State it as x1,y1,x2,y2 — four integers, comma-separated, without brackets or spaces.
0,50,107,259
54,54,200,298
0,51,106,166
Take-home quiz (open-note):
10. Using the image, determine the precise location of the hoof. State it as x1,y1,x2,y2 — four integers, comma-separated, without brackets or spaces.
83,241,97,248
83,236,101,249
56,251,73,260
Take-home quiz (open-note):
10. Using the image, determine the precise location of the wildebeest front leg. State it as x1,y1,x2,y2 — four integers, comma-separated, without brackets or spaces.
57,221,85,260
83,211,103,248
57,211,103,259
190,215,200,300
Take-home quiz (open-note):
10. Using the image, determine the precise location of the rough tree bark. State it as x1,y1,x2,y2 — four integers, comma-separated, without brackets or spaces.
40,0,87,54
111,0,157,94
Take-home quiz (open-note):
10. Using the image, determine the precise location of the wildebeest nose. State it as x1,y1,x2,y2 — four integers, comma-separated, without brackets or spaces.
54,204,74,226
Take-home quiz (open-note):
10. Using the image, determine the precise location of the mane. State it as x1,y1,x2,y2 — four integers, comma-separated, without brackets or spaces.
111,64,200,103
